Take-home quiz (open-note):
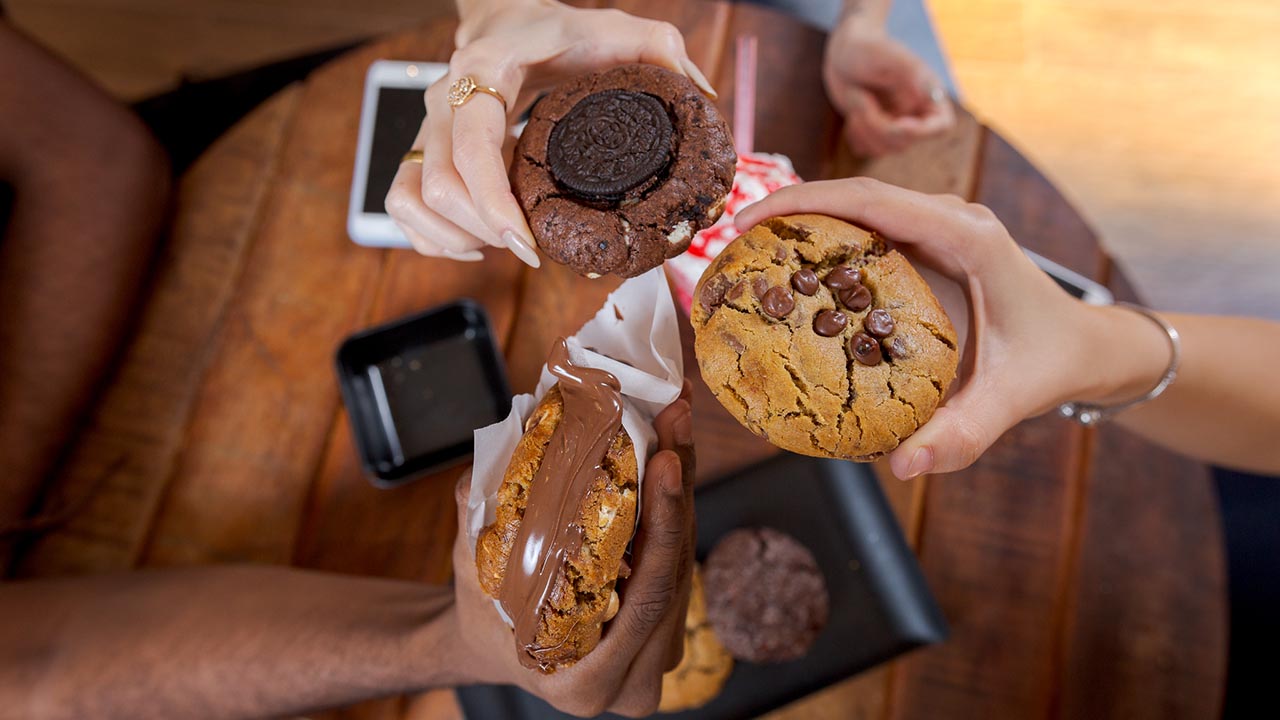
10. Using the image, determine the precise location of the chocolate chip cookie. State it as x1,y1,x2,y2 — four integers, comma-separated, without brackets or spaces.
691,214,958,460
703,527,828,663
511,64,736,278
475,377,637,671
659,565,734,713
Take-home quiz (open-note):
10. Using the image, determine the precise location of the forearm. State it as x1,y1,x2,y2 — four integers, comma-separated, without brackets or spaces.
841,0,893,25
0,21,168,532
0,566,472,720
1077,307,1280,474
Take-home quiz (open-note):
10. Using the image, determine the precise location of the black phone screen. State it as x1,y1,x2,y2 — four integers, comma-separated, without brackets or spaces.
1050,273,1088,299
363,87,427,214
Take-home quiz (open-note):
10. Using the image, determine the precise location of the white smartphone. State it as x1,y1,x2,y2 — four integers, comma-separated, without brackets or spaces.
1025,248,1115,305
348,60,449,248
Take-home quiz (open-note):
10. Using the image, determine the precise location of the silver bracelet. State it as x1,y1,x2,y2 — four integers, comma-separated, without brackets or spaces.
1058,302,1181,426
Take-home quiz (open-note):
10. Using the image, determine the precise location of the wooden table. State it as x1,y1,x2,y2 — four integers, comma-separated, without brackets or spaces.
9,2,1227,718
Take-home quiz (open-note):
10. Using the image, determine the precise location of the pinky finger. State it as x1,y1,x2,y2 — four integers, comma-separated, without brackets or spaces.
401,224,484,262
386,163,486,258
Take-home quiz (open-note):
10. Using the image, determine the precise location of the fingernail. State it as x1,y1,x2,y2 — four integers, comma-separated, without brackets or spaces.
680,58,717,98
673,403,693,447
903,446,933,479
661,454,683,496
502,230,541,268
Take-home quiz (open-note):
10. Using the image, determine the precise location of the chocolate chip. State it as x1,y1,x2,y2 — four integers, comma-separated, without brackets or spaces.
838,284,872,312
774,245,789,263
885,336,911,360
761,286,795,318
824,266,862,290
727,281,746,301
791,269,819,296
547,90,674,201
752,276,770,299
813,309,848,337
865,309,895,337
699,275,731,313
723,332,746,354
850,332,883,365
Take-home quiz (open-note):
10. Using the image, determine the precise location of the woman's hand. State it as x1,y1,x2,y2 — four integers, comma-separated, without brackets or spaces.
385,0,715,267
734,179,1171,478
823,11,954,157
448,382,696,717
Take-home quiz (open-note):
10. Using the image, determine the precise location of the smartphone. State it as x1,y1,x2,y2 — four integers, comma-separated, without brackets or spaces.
1025,248,1114,305
347,60,449,248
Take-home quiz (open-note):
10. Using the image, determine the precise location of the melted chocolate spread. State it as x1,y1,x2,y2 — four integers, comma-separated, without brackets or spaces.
498,338,624,670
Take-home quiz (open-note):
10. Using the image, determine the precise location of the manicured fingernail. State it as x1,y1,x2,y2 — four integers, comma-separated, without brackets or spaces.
673,404,693,447
502,230,541,268
680,58,717,98
903,447,933,479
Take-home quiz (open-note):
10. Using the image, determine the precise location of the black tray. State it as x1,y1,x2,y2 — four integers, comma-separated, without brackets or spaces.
334,299,511,487
456,453,947,718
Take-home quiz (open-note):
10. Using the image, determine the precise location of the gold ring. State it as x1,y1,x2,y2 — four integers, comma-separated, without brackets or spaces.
447,76,507,112
401,149,424,164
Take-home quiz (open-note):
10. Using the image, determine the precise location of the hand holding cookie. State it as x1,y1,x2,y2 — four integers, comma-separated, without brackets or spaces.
450,384,696,718
384,0,715,267
733,177,1104,478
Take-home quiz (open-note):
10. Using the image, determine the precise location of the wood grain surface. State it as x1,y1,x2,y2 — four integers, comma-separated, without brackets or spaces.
7,3,1226,719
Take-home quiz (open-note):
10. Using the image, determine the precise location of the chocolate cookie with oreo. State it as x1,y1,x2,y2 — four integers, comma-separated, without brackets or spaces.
511,64,736,278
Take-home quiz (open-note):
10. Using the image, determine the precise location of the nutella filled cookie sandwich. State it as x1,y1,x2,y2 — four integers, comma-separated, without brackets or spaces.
511,64,736,278
475,338,638,671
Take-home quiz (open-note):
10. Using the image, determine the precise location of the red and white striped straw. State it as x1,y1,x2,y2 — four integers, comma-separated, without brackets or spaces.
733,34,758,156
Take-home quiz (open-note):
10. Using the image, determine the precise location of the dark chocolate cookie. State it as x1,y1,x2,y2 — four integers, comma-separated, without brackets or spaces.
703,527,829,663
512,64,736,278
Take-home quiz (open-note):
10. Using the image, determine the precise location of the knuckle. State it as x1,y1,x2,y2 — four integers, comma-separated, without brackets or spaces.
420,172,453,211
649,21,685,54
951,414,988,468
454,474,469,507
627,593,672,636
449,44,484,71
383,188,411,217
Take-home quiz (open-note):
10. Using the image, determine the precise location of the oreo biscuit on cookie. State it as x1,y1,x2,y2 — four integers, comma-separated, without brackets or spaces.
512,64,736,278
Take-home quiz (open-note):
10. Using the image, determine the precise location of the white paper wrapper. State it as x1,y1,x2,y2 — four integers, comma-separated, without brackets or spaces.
466,267,684,557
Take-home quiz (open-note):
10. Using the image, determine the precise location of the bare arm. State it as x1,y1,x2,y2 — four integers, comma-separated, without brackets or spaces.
0,20,169,538
1080,308,1280,474
1,396,696,720
736,178,1280,477
0,566,467,720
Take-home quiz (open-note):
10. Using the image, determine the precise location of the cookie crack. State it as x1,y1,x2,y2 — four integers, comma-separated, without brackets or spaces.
919,320,958,351
719,381,751,420
887,373,922,425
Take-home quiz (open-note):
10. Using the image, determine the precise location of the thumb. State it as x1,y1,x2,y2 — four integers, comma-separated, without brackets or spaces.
454,466,475,529
888,381,1020,478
